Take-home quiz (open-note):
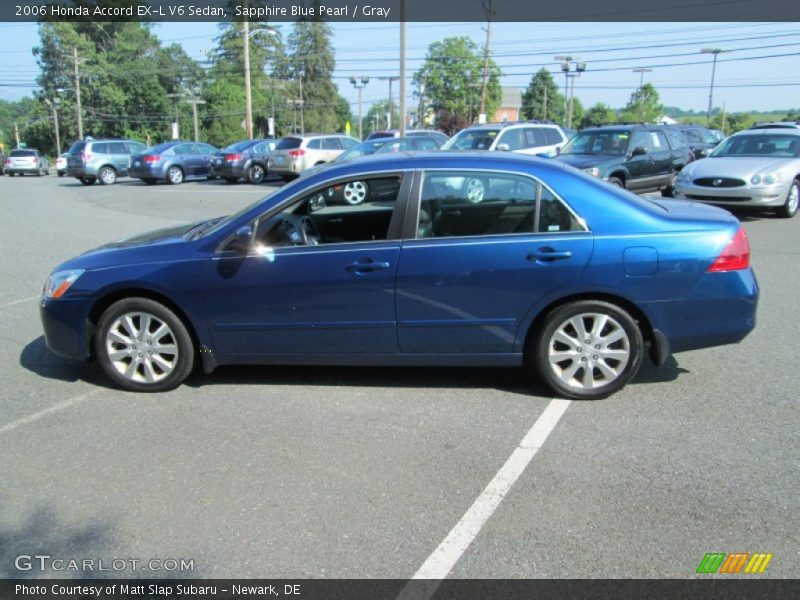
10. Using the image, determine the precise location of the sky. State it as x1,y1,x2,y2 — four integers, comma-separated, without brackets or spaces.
1,20,798,115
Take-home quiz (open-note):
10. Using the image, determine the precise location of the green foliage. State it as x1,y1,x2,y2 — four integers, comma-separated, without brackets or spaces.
521,68,566,123
363,100,401,137
413,36,501,133
619,83,663,123
581,102,618,128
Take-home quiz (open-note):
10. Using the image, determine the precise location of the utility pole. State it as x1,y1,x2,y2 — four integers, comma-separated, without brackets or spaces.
632,67,652,90
186,98,206,142
14,122,20,147
46,98,61,155
298,74,304,135
399,10,406,136
379,76,400,129
479,0,494,123
166,92,183,139
701,48,727,126
243,18,253,139
72,46,83,139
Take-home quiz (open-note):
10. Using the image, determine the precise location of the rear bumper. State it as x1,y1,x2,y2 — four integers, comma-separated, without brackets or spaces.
129,166,166,180
66,166,96,178
269,161,302,176
7,166,41,174
40,296,93,361
211,163,246,178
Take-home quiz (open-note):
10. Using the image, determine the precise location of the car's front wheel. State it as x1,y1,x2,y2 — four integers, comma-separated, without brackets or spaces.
607,176,625,188
532,300,644,400
776,180,799,218
661,171,679,197
96,298,195,392
167,166,184,185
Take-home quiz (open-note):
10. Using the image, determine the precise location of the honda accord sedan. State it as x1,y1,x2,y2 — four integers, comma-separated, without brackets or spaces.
40,153,758,399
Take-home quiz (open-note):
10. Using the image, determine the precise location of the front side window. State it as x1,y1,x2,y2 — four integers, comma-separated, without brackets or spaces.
629,132,650,154
417,171,584,239
544,128,564,145
252,175,404,249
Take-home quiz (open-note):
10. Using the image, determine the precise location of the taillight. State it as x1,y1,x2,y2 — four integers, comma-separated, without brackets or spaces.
224,153,243,161
81,152,92,162
288,149,305,158
143,155,160,164
708,228,750,272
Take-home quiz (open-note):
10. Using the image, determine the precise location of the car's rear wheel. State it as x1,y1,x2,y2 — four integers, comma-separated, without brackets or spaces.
79,176,96,186
661,171,679,197
143,178,157,185
247,164,265,184
98,166,117,185
58,171,64,177
224,177,238,184
607,176,625,188
776,180,799,218
464,177,486,203
532,300,644,400
95,298,195,392
167,166,184,185
343,181,369,205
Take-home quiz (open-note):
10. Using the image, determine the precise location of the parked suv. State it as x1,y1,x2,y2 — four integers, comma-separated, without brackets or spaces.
442,121,569,157
129,141,217,185
555,124,688,195
210,138,275,184
5,149,50,176
366,129,449,145
65,139,148,185
269,134,360,181
676,125,723,159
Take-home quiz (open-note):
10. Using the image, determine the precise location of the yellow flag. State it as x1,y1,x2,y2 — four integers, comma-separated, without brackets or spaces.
345,121,351,136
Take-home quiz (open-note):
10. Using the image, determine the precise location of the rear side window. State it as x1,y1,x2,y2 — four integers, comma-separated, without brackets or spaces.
666,129,686,150
524,128,548,147
108,142,128,154
127,142,147,154
174,144,194,155
544,128,564,145
498,129,526,151
276,137,302,150
92,143,109,154
417,171,584,239
147,143,175,154
649,131,669,150
307,139,322,150
413,138,440,150
322,138,343,150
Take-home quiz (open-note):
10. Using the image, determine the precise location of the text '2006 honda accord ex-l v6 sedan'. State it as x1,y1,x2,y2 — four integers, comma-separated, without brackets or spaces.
40,152,758,400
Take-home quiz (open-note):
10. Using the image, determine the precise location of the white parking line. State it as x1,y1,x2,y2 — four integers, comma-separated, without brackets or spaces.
398,398,571,598
0,389,102,436
0,295,40,309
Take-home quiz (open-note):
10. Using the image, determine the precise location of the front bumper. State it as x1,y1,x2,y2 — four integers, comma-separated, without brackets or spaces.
40,296,94,361
675,181,790,208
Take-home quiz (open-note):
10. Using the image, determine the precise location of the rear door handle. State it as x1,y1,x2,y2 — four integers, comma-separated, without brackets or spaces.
528,249,573,262
346,260,391,273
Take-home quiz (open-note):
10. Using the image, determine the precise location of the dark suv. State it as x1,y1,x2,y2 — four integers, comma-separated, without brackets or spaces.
555,124,688,196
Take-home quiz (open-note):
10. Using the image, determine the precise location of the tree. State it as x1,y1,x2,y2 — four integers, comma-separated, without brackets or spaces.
619,83,663,123
581,102,617,128
521,68,565,123
413,36,501,133
363,100,400,136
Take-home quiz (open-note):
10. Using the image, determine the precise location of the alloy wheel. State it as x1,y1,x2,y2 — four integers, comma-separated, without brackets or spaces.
465,178,485,203
105,312,179,384
249,165,265,184
168,167,184,185
343,181,368,205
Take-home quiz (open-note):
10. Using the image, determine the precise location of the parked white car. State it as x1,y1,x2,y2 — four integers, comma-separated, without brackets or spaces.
442,122,568,157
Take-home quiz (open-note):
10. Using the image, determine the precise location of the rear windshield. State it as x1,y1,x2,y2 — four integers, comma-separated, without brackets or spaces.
67,142,86,155
10,150,35,157
224,140,257,152
276,137,302,150
145,143,175,154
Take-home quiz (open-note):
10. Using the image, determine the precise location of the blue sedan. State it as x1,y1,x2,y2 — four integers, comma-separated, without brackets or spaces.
40,153,757,399
129,141,217,185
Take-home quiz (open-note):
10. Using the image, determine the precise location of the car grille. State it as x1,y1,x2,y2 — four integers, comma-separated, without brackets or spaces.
693,177,746,188
686,194,751,202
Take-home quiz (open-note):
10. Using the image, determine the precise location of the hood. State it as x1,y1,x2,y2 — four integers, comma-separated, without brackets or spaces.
555,153,621,170
685,156,799,179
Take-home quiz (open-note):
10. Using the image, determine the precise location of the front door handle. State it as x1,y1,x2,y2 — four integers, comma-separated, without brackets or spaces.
346,260,391,273
528,249,573,263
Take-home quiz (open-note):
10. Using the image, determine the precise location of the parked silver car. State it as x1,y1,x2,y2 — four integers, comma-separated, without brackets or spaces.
675,128,800,218
4,149,50,176
268,134,360,181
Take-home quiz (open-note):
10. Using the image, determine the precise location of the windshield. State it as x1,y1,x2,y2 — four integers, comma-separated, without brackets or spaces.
337,140,388,161
442,129,499,150
711,134,800,158
561,130,630,155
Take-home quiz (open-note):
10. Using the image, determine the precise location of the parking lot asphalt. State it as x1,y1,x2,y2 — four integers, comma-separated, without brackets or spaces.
0,173,797,579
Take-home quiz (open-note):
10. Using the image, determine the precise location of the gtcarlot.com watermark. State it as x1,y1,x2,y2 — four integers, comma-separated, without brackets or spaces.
15,553,195,573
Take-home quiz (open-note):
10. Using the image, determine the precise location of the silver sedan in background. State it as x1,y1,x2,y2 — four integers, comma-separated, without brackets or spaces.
675,128,800,218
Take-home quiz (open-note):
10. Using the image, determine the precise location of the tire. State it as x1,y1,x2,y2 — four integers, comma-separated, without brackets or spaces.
282,175,296,183
224,177,238,184
95,297,195,393
463,177,486,203
79,177,96,186
58,172,64,177
531,300,644,400
661,171,679,197
98,166,117,185
247,163,265,184
143,178,157,185
342,180,369,205
776,180,799,218
37,168,43,176
607,176,625,189
167,166,184,185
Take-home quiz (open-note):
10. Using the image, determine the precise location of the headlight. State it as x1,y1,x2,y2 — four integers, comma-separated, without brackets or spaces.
750,174,761,185
44,269,84,299
752,172,782,185
583,167,600,177
678,169,693,182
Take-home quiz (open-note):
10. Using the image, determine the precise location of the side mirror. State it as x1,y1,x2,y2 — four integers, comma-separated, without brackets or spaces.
631,146,647,157
231,225,253,255
495,143,511,152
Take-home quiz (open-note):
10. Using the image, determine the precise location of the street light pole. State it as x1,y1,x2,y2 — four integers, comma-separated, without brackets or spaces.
479,0,494,123
555,56,586,129
379,76,400,129
701,48,726,125
349,76,370,140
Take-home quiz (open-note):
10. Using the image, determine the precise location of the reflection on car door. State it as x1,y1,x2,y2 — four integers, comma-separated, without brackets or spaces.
202,173,411,358
396,170,593,355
